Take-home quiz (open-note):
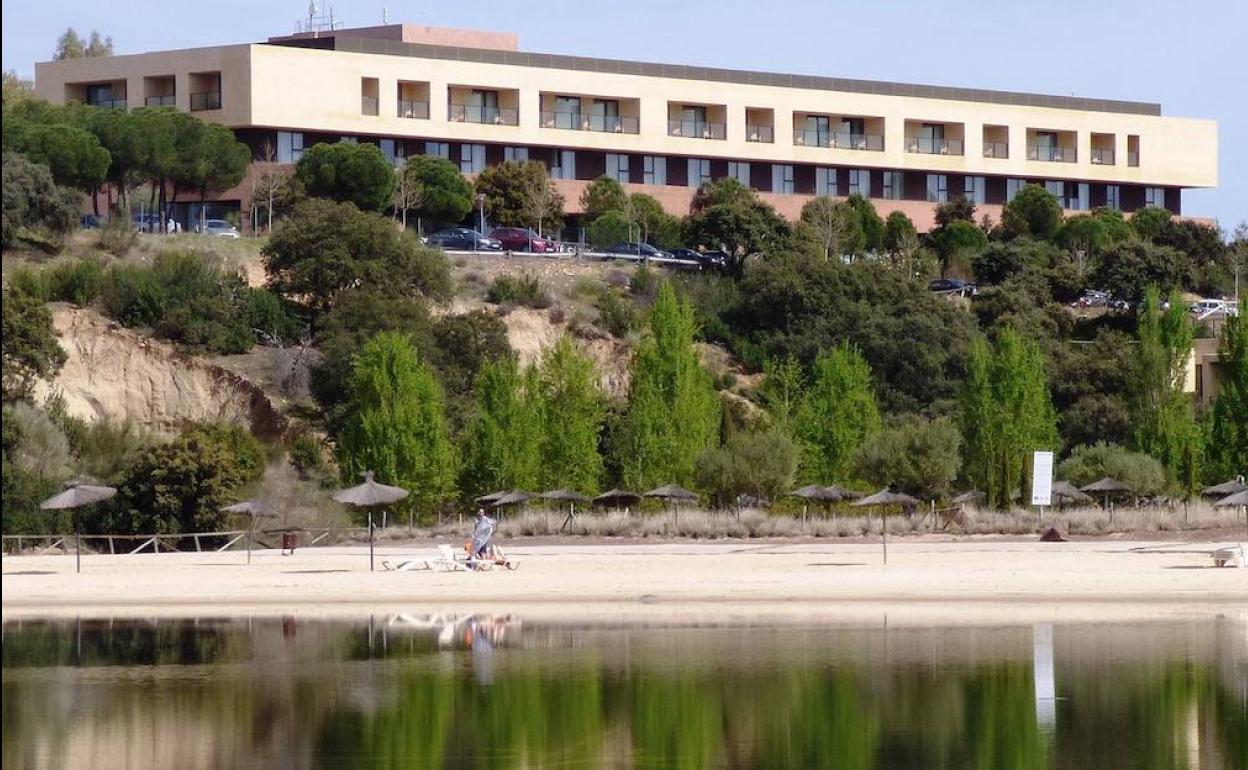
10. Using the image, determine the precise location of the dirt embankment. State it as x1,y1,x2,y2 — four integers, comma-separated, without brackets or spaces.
34,304,289,441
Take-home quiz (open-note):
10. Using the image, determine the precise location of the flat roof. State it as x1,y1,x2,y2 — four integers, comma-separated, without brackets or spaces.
282,35,1162,117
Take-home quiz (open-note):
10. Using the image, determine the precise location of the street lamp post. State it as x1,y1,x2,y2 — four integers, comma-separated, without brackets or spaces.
476,193,486,253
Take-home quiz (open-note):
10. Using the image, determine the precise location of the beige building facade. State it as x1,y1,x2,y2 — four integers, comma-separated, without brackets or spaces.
34,24,1218,231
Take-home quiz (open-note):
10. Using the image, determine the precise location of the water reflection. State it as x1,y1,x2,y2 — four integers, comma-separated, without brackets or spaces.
2,615,1245,769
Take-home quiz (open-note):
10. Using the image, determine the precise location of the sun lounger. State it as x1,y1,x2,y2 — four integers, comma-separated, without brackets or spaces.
1213,544,1245,568
382,544,470,572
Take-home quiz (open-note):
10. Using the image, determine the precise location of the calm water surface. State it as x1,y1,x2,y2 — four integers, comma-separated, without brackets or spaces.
2,614,1245,769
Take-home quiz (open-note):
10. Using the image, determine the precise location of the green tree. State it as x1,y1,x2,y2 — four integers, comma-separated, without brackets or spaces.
474,160,564,230
630,193,681,248
855,414,962,499
695,429,798,508
586,209,632,249
684,178,791,272
295,141,395,212
579,176,627,222
758,355,804,437
536,336,606,493
2,70,34,104
1130,206,1172,241
399,155,474,228
617,282,720,489
263,198,452,312
53,29,85,60
1208,298,1248,478
1133,288,1202,493
174,121,249,221
843,194,885,252
882,211,918,254
1093,240,1189,304
2,290,67,402
337,332,456,516
800,196,864,258
929,220,988,264
934,197,977,227
458,356,541,497
1057,442,1167,496
1002,184,1062,240
2,151,80,248
1,402,74,534
960,328,1058,510
7,122,110,192
794,345,880,483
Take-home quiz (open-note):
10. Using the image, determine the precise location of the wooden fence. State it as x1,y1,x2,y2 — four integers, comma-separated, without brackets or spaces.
1,527,371,556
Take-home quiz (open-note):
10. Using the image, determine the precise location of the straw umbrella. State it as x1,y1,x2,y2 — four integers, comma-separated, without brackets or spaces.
1203,478,1247,497
593,489,641,512
221,500,274,565
853,489,920,565
788,485,841,523
1214,489,1248,542
491,490,533,516
1080,477,1132,515
1051,481,1092,510
39,482,117,574
541,489,590,532
475,490,509,506
333,471,409,572
644,484,699,528
951,490,984,505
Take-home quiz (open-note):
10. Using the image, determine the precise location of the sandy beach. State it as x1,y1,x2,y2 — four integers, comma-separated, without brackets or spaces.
3,538,1246,625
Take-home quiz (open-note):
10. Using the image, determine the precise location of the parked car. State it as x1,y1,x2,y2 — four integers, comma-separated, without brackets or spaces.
1072,289,1110,308
489,227,556,253
427,228,502,251
195,219,240,238
80,214,103,229
131,212,162,233
604,242,670,260
1191,299,1230,316
668,248,729,271
928,278,968,293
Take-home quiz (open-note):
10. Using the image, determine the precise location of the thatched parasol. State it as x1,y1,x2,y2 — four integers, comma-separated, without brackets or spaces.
492,490,534,507
1214,489,1248,507
823,484,866,500
853,489,920,508
593,489,641,510
475,490,510,505
1052,481,1092,504
1203,478,1248,497
333,471,409,572
541,489,590,532
789,485,839,501
40,482,117,574
1080,477,1132,511
951,490,984,505
221,500,276,565
643,484,699,502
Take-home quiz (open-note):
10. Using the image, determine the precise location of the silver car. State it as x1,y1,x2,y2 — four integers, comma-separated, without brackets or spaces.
196,219,240,238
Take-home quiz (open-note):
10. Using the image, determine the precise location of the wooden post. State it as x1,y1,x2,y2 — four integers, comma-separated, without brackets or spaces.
368,511,375,572
74,512,81,574
881,508,887,566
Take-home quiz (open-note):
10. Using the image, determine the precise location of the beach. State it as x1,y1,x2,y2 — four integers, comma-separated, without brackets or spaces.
3,538,1246,625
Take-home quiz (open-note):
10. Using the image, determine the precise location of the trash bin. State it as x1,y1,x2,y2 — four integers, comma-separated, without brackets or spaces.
281,531,297,555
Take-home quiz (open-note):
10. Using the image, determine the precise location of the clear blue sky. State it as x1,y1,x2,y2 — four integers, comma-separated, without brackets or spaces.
4,0,1243,230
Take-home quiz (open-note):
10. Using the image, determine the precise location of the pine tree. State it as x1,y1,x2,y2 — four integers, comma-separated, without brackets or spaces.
795,345,880,483
1133,287,1202,494
617,282,720,489
338,332,455,518
535,336,606,493
457,356,541,498
1208,298,1247,478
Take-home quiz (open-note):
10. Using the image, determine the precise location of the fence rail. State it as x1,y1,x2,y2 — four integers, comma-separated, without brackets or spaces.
2,527,373,556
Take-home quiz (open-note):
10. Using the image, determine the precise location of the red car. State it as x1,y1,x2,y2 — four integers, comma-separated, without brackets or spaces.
489,227,555,253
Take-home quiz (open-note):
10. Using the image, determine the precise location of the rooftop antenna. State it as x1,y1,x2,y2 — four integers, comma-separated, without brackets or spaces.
383,7,389,23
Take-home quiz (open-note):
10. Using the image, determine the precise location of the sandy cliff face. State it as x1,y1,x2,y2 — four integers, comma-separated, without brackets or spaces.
35,305,288,441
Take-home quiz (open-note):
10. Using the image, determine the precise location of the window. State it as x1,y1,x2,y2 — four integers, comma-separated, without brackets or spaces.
425,141,450,158
277,131,304,163
1106,184,1120,211
551,150,576,180
469,89,500,123
1006,178,1026,202
643,156,666,186
590,99,620,132
1072,183,1089,211
772,164,794,194
849,169,869,197
802,115,830,146
688,158,711,187
504,146,528,162
607,153,631,184
339,136,358,144
1145,186,1165,208
815,167,839,197
964,175,986,205
882,171,902,200
926,174,948,203
554,95,581,129
460,144,486,174
1044,180,1064,200
380,139,397,165
728,161,751,186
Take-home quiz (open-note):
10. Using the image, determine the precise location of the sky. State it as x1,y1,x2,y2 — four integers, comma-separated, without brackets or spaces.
3,0,1244,231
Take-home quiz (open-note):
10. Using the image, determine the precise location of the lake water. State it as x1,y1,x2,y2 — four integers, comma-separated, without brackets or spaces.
2,614,1245,769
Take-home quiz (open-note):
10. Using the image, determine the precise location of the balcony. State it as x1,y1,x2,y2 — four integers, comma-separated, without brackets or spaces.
398,100,429,119
361,95,379,116
144,95,175,107
983,141,1009,159
190,91,221,111
907,136,965,155
669,119,725,140
746,124,774,143
792,129,883,151
539,111,638,134
1091,148,1116,165
87,97,126,109
449,103,518,125
1028,145,1077,163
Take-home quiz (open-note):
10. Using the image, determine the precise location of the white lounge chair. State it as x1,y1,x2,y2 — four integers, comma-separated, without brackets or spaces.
382,544,469,572
1213,544,1245,568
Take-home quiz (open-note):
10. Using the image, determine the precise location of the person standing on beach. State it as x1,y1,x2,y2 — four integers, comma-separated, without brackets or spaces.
471,508,496,565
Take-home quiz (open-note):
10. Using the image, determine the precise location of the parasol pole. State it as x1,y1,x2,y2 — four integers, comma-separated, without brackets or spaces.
881,506,887,566
369,510,375,572
74,511,81,574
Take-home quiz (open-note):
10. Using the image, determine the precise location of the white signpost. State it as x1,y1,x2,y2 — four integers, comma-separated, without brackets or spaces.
1031,451,1054,507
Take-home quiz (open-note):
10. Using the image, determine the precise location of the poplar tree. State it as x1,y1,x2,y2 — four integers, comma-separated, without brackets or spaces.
457,356,541,498
960,329,1058,510
795,345,880,483
1209,298,1248,477
536,336,606,493
338,332,455,516
1133,287,1202,493
617,282,720,489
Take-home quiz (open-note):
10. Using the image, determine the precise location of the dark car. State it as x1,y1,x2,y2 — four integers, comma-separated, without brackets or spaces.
669,248,729,271
80,214,103,229
489,227,555,253
427,228,502,251
604,242,669,260
928,278,968,293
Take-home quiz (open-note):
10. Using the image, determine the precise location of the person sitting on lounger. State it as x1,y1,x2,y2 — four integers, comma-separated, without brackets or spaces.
470,508,496,567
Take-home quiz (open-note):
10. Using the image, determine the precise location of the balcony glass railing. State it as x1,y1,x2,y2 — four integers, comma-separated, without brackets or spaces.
793,129,884,151
746,124,774,143
87,97,126,109
539,111,639,133
189,91,221,111
449,103,519,125
397,100,429,119
1127,151,1140,167
1028,145,1077,163
906,136,965,155
144,95,175,107
668,119,726,140
1091,148,1116,165
982,141,1009,158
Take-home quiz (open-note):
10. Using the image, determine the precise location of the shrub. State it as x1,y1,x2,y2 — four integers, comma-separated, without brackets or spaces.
595,289,636,338
1057,442,1167,497
45,258,104,305
485,273,551,308
98,215,138,256
102,262,165,326
244,287,302,345
630,265,659,298
288,433,325,477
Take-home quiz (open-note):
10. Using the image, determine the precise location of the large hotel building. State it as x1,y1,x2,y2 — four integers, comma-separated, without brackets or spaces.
34,22,1218,231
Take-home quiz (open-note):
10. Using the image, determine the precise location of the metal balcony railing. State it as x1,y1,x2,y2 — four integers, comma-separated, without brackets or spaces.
361,96,379,116
668,119,725,140
539,111,639,133
87,97,126,109
397,100,429,119
982,141,1009,159
746,124,774,143
792,129,883,151
906,136,965,155
144,95,175,107
1028,145,1077,163
1091,148,1116,165
448,103,519,125
189,91,221,111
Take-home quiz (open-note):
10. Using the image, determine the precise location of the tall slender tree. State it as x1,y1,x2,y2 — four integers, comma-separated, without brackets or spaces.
1208,298,1248,478
536,336,606,493
1133,287,1202,493
457,356,541,498
795,345,880,483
